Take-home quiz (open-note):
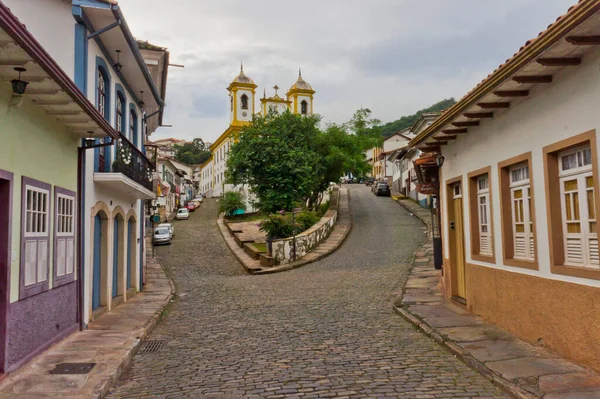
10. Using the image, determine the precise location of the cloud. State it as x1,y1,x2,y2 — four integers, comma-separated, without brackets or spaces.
118,0,578,143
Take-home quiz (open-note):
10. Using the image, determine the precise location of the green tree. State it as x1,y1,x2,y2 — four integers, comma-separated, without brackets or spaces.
380,98,456,138
219,191,246,216
345,108,383,149
174,138,211,165
226,110,372,213
307,123,371,208
227,110,322,213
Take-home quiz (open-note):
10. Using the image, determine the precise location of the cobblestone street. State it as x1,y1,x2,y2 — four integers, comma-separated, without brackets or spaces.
108,186,509,399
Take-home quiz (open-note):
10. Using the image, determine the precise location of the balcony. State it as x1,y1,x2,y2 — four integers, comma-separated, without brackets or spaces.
94,136,156,200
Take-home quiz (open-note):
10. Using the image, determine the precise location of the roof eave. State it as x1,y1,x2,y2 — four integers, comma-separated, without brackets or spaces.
410,0,600,147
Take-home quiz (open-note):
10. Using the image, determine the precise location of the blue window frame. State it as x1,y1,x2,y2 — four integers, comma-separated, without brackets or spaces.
95,57,111,172
115,84,127,135
129,104,138,148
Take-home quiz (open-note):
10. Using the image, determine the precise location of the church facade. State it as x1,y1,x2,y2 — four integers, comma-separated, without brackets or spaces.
199,66,316,206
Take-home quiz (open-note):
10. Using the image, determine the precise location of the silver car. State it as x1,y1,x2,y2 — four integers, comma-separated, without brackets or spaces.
153,226,171,245
158,223,174,238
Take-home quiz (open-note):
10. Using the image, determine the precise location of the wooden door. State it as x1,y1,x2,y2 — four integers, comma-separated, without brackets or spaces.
449,183,467,299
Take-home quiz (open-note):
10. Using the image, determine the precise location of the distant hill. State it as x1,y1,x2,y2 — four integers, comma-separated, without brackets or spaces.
380,98,456,138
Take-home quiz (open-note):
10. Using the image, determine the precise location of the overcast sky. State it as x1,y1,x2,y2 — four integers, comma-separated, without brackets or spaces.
119,0,576,143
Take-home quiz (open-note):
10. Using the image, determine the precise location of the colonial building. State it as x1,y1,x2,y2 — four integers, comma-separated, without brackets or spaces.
1,0,170,371
410,0,600,372
200,66,316,204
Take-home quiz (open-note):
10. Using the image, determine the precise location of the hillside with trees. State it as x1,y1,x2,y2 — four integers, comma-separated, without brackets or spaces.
380,98,456,138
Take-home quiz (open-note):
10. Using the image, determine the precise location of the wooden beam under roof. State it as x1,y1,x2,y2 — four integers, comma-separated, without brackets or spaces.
442,128,468,134
513,75,553,83
452,121,479,127
494,90,529,97
537,57,581,66
435,135,457,141
421,146,441,152
566,35,600,45
477,102,510,109
464,112,493,119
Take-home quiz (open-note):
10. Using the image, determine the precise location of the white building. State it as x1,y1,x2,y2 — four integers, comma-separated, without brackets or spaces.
204,66,316,210
4,0,169,325
409,1,600,372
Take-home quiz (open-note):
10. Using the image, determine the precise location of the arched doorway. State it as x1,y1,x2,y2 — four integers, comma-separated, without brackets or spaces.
92,210,109,312
112,213,125,301
126,216,137,297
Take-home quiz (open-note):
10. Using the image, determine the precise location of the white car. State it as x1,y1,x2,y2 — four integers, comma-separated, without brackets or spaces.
176,208,189,220
158,223,174,238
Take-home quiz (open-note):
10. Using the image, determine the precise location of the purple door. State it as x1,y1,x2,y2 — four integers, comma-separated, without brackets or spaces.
0,170,13,373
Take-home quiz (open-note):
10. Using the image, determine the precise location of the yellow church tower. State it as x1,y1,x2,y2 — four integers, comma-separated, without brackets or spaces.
287,69,315,116
227,64,257,127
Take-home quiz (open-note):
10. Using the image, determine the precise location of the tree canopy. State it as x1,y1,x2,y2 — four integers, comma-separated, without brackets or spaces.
173,138,211,165
380,98,456,138
226,110,372,213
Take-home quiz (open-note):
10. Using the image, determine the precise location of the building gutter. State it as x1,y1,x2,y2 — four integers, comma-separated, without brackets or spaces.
410,0,600,147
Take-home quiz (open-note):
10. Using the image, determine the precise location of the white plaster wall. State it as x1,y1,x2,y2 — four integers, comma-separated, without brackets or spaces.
231,90,253,123
440,46,600,288
87,42,144,150
82,43,150,322
383,135,408,152
297,95,312,115
4,0,75,78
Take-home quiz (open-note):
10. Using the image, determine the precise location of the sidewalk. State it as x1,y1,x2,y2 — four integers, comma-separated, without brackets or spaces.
0,257,173,399
394,197,600,399
217,188,352,274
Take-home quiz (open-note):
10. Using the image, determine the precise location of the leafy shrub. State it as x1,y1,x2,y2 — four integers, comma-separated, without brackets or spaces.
295,211,319,232
219,191,246,216
259,214,293,239
317,201,330,217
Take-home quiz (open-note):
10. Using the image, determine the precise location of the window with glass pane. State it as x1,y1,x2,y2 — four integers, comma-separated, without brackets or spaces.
97,69,105,117
558,145,598,267
477,175,492,256
509,163,534,260
116,96,124,133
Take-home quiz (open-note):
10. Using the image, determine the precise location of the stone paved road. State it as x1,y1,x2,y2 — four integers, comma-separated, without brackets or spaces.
108,186,509,399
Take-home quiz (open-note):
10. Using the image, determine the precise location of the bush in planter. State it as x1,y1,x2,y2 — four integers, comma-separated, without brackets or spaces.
259,214,293,239
295,211,319,232
317,201,330,217
220,191,246,216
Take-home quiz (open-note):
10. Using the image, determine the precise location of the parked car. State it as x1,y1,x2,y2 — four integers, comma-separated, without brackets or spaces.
191,199,201,208
374,182,391,197
176,208,190,220
185,202,196,212
153,226,172,245
158,223,174,238
366,177,375,186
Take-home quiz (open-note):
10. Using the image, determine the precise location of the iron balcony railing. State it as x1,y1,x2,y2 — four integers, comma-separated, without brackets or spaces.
111,135,155,192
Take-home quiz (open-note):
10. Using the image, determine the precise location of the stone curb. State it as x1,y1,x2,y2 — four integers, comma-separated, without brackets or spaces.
392,306,534,399
97,259,175,399
217,188,353,275
391,199,534,399
216,214,261,273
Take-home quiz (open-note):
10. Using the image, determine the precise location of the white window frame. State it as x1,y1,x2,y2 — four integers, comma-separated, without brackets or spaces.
477,175,492,256
509,164,534,261
558,145,597,268
24,185,49,239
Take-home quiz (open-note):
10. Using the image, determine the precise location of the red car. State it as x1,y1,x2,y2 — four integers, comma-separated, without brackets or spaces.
185,202,196,212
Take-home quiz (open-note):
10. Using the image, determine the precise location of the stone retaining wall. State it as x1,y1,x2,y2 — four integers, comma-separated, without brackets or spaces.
270,188,339,265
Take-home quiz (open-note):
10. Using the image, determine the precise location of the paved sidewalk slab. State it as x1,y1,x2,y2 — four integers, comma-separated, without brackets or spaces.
0,258,173,399
394,197,600,399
